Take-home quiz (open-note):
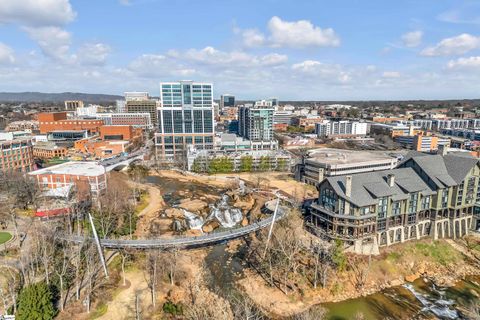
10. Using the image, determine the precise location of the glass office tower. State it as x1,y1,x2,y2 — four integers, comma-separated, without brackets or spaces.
156,81,214,160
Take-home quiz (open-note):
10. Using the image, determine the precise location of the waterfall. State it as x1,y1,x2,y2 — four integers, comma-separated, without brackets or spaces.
182,209,204,230
403,283,458,319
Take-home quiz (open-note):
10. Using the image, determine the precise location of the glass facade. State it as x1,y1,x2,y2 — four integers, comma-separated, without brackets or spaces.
157,81,215,159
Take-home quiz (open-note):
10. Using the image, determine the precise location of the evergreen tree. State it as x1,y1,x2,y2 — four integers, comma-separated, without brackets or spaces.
17,282,56,320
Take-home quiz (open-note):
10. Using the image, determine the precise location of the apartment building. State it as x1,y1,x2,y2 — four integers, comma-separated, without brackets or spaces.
395,133,450,152
187,148,290,173
238,105,274,141
315,120,368,138
0,138,35,173
307,152,479,253
298,148,398,186
155,81,214,161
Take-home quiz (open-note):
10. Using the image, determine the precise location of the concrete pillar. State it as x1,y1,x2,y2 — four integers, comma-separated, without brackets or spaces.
386,230,391,246
416,224,420,239
432,222,438,240
400,228,405,243
452,221,456,240
441,221,445,239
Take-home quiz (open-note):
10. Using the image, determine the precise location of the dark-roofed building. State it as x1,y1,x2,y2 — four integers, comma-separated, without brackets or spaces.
307,152,480,254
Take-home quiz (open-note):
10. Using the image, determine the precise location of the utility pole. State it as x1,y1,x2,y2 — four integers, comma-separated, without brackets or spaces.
88,212,109,278
263,197,280,259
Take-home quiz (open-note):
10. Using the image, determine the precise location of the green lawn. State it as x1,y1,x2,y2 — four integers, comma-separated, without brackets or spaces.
0,232,12,245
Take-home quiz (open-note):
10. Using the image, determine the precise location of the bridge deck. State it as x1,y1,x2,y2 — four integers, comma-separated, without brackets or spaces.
67,207,286,249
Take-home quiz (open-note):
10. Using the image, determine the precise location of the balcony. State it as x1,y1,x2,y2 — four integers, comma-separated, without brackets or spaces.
310,202,377,220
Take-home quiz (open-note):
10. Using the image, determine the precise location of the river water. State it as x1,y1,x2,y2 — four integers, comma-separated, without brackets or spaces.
323,276,480,320
205,243,480,320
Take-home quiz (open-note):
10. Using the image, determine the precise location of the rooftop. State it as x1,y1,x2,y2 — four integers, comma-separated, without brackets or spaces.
29,161,105,177
306,148,396,165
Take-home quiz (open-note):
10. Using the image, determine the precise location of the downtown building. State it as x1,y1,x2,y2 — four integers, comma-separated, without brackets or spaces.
125,92,159,127
307,151,480,254
155,81,214,161
238,104,274,141
315,120,368,138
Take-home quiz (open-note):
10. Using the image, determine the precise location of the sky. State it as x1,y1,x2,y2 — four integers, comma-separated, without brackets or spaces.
0,0,479,100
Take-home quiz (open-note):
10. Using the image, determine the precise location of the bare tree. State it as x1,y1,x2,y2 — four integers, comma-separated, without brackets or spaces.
291,306,327,320
348,254,372,290
144,250,160,308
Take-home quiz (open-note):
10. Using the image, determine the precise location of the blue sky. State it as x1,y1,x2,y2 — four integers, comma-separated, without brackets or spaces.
0,0,479,100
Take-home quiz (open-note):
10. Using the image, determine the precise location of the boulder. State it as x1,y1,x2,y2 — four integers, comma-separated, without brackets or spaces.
241,217,249,227
202,220,220,233
405,273,420,282
178,199,208,212
164,208,185,219
234,196,255,211
185,229,203,237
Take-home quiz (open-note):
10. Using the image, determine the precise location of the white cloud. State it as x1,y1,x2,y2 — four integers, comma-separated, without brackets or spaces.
260,53,288,65
128,54,195,78
401,31,423,48
268,16,340,48
177,46,288,67
0,0,75,27
24,26,71,60
447,56,480,70
421,33,480,56
77,43,111,66
0,43,15,64
119,0,131,6
241,29,265,47
382,71,401,78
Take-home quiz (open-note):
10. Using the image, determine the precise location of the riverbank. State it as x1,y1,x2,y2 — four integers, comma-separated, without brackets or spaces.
238,237,480,318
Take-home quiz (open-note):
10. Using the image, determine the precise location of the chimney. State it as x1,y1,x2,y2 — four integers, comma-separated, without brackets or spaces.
345,175,352,198
387,174,395,187
318,168,325,182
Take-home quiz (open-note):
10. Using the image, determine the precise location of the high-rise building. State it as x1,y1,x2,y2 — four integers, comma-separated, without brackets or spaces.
125,92,158,127
220,94,235,109
238,104,274,141
155,81,214,160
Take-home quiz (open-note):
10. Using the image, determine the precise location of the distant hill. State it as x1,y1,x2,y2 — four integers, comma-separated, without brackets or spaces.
0,92,123,103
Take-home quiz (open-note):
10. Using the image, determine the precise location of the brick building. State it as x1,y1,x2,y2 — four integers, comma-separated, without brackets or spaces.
33,141,68,159
29,161,107,196
99,125,143,141
38,112,104,134
0,138,35,173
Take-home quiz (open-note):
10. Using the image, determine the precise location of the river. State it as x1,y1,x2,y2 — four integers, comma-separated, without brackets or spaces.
205,243,480,320
323,276,480,320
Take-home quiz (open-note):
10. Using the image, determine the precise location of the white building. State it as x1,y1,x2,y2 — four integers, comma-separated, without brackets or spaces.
315,120,368,138
76,105,99,117
299,148,398,185
124,92,149,101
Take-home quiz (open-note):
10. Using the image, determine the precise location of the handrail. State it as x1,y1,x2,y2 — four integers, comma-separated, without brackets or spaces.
63,207,286,249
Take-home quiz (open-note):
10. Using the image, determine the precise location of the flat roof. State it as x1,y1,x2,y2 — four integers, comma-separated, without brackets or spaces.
306,148,396,165
29,161,105,177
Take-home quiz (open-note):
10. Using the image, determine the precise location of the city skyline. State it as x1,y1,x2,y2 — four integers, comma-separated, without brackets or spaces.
0,0,479,100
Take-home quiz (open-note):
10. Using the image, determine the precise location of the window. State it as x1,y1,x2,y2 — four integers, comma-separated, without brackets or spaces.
408,192,418,213
320,188,336,210
162,110,173,133
441,189,449,208
378,197,387,218
392,201,401,215
421,196,430,210
361,207,370,215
